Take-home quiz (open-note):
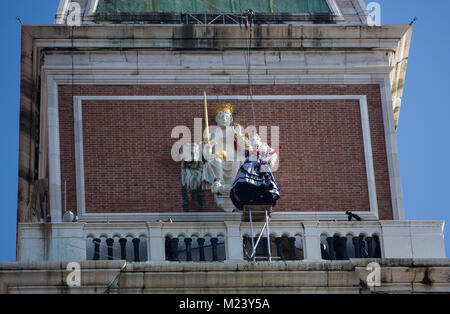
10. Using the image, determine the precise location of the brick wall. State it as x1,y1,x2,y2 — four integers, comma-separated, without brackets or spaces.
58,84,393,220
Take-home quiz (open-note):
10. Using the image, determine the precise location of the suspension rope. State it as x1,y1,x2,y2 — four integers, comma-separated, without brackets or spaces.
71,26,74,106
243,10,257,129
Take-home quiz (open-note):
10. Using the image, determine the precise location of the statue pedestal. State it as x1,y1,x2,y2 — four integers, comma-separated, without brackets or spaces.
214,195,236,213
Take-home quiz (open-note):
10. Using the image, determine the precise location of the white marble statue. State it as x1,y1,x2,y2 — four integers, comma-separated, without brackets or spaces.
202,103,246,201
178,102,248,211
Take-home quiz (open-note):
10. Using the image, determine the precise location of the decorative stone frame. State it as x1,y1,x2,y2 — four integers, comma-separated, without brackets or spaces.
68,94,377,220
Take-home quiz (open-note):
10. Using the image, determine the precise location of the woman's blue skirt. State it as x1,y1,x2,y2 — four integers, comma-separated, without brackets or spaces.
230,160,280,211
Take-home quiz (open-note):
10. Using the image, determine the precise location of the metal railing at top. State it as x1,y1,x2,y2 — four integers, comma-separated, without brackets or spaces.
181,12,244,25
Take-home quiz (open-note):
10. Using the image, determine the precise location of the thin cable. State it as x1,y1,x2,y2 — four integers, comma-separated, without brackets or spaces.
69,27,74,217
243,11,257,129
248,23,256,128
71,26,74,104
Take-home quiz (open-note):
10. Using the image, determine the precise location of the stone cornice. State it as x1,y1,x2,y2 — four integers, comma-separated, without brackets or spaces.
2,259,450,293
24,24,410,50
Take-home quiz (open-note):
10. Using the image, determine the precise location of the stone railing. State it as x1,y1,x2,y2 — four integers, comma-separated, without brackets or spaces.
165,235,226,262
17,220,446,262
84,223,148,261
320,234,382,260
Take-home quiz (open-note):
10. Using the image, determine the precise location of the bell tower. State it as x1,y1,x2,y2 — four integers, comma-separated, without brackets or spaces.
5,0,447,294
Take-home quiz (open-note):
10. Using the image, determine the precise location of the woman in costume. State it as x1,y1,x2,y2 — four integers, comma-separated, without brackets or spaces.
230,133,281,211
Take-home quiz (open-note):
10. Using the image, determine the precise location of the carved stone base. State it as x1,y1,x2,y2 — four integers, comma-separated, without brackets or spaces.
214,195,236,213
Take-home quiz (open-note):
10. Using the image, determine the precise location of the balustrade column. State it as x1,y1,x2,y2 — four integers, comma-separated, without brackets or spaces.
321,243,330,260
106,238,115,260
352,237,361,258
132,238,140,262
326,237,336,260
170,238,180,261
288,237,296,261
275,237,283,260
119,238,127,260
262,237,269,257
184,238,193,261
341,237,350,260
211,237,219,261
333,236,339,259
366,237,374,258
373,235,382,258
165,236,172,260
359,235,369,258
242,236,249,259
197,238,206,261
334,236,349,260
93,238,101,260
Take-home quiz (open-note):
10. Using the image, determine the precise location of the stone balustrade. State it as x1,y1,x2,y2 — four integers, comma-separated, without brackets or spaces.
87,236,147,262
165,235,226,262
17,220,446,262
320,233,382,261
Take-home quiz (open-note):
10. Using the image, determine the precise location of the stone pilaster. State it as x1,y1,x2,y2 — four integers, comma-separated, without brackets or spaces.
224,221,243,261
302,222,322,260
146,222,165,261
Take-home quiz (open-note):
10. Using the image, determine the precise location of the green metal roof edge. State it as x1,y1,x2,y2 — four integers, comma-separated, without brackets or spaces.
96,0,331,14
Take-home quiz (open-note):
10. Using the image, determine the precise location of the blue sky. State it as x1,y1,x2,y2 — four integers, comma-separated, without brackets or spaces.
0,0,448,261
